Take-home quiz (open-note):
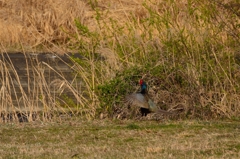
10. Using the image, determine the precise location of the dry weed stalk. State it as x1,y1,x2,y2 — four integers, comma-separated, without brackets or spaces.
0,50,97,122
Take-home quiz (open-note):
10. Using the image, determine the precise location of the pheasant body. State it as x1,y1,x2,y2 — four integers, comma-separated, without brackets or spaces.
126,79,172,116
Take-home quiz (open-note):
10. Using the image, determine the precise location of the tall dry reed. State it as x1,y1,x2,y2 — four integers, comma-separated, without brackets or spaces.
0,0,240,120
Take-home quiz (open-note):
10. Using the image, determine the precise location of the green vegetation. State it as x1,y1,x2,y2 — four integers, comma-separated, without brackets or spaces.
70,0,240,119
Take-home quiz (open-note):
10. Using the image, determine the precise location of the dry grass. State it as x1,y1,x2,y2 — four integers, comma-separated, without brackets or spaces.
0,119,240,158
0,0,86,52
0,53,101,122
0,0,147,51
0,0,240,120
0,1,240,157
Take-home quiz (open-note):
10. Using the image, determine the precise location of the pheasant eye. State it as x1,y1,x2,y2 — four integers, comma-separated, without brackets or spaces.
139,79,143,85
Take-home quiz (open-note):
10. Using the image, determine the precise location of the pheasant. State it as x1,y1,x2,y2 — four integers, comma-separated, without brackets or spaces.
125,79,173,116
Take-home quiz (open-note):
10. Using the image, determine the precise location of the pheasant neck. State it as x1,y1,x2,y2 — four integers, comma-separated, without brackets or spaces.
140,83,147,94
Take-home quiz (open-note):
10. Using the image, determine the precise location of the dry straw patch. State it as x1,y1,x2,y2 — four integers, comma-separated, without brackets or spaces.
0,0,86,50
0,0,239,51
0,0,139,50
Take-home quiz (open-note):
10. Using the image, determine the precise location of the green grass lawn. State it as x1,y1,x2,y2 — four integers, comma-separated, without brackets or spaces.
0,119,240,158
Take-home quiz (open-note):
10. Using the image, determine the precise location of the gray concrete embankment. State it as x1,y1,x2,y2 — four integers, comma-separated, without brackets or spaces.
0,53,83,118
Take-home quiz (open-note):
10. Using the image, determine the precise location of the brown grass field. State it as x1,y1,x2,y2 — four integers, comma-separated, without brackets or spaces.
0,0,240,158
0,119,240,158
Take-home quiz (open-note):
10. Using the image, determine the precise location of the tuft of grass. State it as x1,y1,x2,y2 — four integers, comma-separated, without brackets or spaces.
126,123,140,130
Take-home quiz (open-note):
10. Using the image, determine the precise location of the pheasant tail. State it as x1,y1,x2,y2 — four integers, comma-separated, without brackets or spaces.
148,99,173,115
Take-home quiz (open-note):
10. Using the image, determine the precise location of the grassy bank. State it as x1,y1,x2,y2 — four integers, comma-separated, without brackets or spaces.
0,119,240,158
0,0,240,120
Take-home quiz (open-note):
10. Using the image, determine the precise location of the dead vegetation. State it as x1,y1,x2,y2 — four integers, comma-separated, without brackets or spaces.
0,0,86,51
0,0,240,121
